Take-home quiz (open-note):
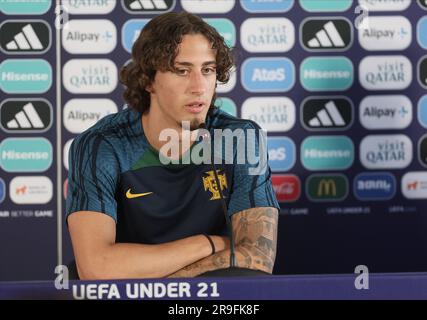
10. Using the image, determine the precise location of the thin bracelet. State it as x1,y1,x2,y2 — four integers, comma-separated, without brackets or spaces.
202,234,216,255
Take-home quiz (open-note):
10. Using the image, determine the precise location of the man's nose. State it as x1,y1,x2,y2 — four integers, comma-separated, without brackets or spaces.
188,71,207,95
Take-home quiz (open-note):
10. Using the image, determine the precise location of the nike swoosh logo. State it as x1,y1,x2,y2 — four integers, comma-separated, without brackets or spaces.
126,189,153,199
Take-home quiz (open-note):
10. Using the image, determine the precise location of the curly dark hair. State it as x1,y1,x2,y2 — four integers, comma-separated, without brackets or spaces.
119,12,235,114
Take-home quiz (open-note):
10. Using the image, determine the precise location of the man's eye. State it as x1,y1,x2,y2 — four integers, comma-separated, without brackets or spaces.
203,67,216,74
176,69,188,75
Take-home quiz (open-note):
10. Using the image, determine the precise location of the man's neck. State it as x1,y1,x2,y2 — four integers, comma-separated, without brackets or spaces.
141,112,200,158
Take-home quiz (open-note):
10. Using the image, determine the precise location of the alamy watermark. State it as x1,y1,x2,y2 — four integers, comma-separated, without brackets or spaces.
158,121,268,176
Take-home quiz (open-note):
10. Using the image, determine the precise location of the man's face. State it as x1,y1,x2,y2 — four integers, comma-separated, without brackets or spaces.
148,34,217,131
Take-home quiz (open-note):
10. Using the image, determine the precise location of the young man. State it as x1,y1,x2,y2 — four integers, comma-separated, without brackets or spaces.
66,12,279,279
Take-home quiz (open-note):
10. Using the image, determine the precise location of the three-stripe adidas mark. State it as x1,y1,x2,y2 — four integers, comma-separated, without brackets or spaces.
7,103,45,129
308,101,346,127
307,22,345,48
6,24,43,50
129,0,168,10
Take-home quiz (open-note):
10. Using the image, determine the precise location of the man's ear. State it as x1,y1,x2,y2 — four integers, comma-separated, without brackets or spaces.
145,84,154,94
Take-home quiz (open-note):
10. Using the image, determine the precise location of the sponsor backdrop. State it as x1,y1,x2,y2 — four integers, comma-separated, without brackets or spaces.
1,0,427,280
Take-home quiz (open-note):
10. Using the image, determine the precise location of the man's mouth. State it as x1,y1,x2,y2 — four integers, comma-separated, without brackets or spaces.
185,102,205,114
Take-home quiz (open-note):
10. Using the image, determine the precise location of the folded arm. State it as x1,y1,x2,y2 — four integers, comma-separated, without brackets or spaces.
67,211,229,280
167,206,279,278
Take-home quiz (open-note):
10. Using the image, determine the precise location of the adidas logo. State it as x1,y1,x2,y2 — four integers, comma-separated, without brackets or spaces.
302,98,353,131
0,100,52,133
123,0,175,12
0,21,50,54
301,18,352,52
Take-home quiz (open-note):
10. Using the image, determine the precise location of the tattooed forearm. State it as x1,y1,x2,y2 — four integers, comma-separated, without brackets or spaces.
233,207,278,273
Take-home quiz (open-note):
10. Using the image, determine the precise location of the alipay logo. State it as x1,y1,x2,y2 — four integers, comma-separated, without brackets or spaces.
301,97,353,131
359,55,412,90
0,59,52,94
63,59,117,94
241,97,296,132
241,57,295,92
300,17,353,52
267,137,296,172
0,0,51,15
359,16,411,51
0,138,52,172
62,20,117,54
354,172,396,201
300,0,352,12
0,99,52,133
181,0,235,13
63,99,118,134
306,174,348,202
122,19,150,53
301,136,354,171
240,18,295,53
240,0,294,13
300,57,353,91
360,134,412,169
0,20,51,54
122,0,175,13
204,18,236,48
401,172,427,199
9,176,53,205
359,0,411,11
62,0,116,14
417,95,427,128
360,95,412,130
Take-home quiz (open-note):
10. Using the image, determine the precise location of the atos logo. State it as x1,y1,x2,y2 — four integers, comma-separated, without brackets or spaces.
359,16,411,51
241,57,295,92
267,137,296,172
122,19,150,53
354,172,396,201
241,97,296,132
240,0,294,13
272,174,300,202
122,0,175,14
300,17,353,52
